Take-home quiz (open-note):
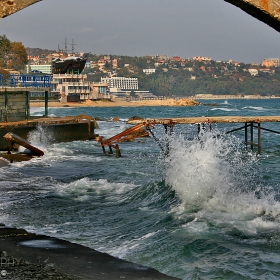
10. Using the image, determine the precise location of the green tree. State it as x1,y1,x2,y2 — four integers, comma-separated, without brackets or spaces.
8,41,28,70
0,35,11,68
0,35,27,71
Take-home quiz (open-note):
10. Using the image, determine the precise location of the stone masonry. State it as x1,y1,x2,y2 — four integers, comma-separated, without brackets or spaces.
0,0,41,18
225,0,280,32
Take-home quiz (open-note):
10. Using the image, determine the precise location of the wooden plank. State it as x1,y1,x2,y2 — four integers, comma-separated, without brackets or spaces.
127,116,280,125
3,132,44,156
0,153,32,163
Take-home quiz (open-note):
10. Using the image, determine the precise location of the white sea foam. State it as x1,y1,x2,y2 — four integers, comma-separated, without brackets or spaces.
242,106,268,111
30,107,44,116
55,178,136,202
210,107,238,112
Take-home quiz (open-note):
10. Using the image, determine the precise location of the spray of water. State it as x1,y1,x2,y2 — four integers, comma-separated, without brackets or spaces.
163,130,280,236
27,125,54,147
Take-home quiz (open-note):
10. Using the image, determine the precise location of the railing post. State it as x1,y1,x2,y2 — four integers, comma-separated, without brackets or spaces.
250,122,254,149
245,122,248,146
25,91,29,120
258,123,261,153
4,89,8,122
44,90,48,117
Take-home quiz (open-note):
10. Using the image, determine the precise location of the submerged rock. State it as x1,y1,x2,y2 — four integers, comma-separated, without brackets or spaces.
127,116,144,123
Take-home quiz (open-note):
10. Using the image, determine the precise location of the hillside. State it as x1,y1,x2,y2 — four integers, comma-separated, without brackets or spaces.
27,48,280,97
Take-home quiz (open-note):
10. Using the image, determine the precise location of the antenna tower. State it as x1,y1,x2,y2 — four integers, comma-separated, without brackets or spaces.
70,39,77,55
64,38,68,54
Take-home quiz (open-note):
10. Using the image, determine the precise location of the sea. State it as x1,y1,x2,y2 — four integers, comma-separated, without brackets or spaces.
1,98,280,280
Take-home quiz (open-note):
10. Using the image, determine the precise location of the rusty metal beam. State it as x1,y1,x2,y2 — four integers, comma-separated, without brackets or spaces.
0,0,41,18
101,123,145,146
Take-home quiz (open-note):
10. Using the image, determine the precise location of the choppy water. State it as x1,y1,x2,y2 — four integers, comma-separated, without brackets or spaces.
1,99,280,279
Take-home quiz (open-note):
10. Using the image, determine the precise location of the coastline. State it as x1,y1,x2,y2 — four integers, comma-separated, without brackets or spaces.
30,95,280,108
30,98,200,108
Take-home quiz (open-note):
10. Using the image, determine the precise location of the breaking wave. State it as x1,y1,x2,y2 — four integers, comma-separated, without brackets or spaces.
163,130,280,237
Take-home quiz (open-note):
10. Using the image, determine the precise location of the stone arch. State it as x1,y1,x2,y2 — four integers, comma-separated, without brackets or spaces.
1,0,280,32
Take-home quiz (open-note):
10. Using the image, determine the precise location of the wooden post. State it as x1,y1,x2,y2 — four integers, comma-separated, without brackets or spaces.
108,146,113,154
44,90,48,117
115,144,121,158
4,90,8,122
250,122,254,149
245,122,248,146
25,91,29,120
163,124,169,153
258,123,261,153
102,145,106,154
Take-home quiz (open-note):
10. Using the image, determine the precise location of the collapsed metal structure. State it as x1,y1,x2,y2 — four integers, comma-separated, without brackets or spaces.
99,116,280,157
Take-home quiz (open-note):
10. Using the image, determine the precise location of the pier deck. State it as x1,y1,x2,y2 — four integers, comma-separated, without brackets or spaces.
123,115,280,155
127,115,280,125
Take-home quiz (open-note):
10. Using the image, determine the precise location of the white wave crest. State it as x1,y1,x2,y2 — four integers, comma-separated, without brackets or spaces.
164,131,280,236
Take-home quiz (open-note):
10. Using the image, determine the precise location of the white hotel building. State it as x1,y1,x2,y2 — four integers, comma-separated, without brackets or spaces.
101,77,138,97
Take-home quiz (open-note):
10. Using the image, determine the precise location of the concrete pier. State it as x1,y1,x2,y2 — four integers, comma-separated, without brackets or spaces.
0,115,98,151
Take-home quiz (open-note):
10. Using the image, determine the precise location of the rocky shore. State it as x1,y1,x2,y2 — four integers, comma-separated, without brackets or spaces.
0,225,179,280
30,98,200,108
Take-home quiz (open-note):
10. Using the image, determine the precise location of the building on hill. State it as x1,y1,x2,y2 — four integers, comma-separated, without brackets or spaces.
248,69,259,76
171,56,182,62
101,77,139,98
101,77,138,90
143,68,156,75
112,59,118,68
192,56,211,62
261,58,280,67
26,64,52,74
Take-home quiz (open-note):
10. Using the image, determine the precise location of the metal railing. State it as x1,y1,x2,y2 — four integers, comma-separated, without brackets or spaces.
0,74,52,88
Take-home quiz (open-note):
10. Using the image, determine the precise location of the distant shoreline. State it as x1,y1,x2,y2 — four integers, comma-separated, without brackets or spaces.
30,95,280,108
193,95,280,100
30,98,199,108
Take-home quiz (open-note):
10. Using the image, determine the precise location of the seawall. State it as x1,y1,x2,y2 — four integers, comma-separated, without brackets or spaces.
0,115,98,151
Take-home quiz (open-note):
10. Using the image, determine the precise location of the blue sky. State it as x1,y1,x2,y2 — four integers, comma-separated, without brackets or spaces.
1,0,280,63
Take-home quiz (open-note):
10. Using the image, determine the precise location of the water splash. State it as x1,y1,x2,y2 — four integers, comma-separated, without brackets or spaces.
163,130,280,237
27,125,54,147
164,131,239,206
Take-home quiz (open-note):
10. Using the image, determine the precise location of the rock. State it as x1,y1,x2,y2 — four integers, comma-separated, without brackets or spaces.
77,114,95,121
112,116,120,122
93,116,103,121
127,116,144,123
